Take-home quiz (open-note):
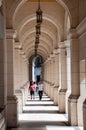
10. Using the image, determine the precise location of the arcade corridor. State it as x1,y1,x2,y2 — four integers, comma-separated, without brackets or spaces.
0,0,86,130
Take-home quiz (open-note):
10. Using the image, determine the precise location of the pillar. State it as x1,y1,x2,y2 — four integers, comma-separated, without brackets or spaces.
0,0,6,109
58,43,67,113
6,29,18,127
0,1,6,130
68,29,80,125
65,40,71,114
50,54,54,100
47,58,51,97
53,49,59,105
46,61,49,94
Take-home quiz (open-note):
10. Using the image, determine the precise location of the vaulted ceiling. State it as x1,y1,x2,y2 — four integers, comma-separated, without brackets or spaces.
6,0,68,62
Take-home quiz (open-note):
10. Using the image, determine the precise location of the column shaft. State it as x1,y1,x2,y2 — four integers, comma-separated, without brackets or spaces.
68,29,80,125
58,46,67,112
53,49,59,105
6,29,18,127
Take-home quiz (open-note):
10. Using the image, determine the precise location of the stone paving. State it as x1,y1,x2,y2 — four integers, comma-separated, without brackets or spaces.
10,94,83,130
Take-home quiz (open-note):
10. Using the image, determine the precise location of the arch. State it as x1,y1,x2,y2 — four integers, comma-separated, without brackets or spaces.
26,43,49,58
23,38,52,54
27,49,47,61
16,14,62,42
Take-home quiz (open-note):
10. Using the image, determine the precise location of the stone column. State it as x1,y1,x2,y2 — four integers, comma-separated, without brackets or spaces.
65,40,71,114
0,2,7,129
68,29,80,125
0,0,6,109
50,54,54,100
6,29,18,127
58,43,67,113
53,49,59,105
47,58,51,97
14,44,23,114
83,99,86,130
49,57,52,99
45,61,48,94
46,60,48,94
14,42,20,91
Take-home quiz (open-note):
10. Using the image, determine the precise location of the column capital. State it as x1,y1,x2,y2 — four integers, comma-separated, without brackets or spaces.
19,49,25,55
50,53,55,58
64,40,70,48
14,41,21,49
68,94,79,103
59,42,66,49
6,29,17,39
47,57,51,61
53,48,60,55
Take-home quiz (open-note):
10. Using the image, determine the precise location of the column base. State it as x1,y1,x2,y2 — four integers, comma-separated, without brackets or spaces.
68,94,79,126
53,86,59,105
58,89,66,113
7,95,18,127
83,99,86,130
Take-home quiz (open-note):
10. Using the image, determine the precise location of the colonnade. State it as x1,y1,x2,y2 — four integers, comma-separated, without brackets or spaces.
0,1,86,130
5,29,29,127
43,33,86,128
43,45,67,113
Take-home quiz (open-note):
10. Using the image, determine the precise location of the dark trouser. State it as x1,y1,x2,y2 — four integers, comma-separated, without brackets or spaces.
38,90,43,100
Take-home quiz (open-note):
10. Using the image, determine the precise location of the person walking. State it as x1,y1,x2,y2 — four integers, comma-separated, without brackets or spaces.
33,81,38,95
29,81,35,100
38,81,44,100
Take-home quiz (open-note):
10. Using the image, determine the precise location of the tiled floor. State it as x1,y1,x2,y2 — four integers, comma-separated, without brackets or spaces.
10,93,83,130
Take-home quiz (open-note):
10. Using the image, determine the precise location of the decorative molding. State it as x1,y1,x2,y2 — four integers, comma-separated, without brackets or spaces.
15,89,22,93
50,53,55,58
14,42,20,49
64,40,70,48
19,50,25,55
53,48,60,55
59,42,66,49
7,95,18,103
54,85,59,88
59,89,67,93
6,29,17,39
68,94,79,103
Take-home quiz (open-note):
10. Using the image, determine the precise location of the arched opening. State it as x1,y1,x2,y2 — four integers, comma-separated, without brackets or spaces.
32,55,43,82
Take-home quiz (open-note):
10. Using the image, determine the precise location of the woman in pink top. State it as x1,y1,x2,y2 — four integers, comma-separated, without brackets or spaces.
29,81,35,100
